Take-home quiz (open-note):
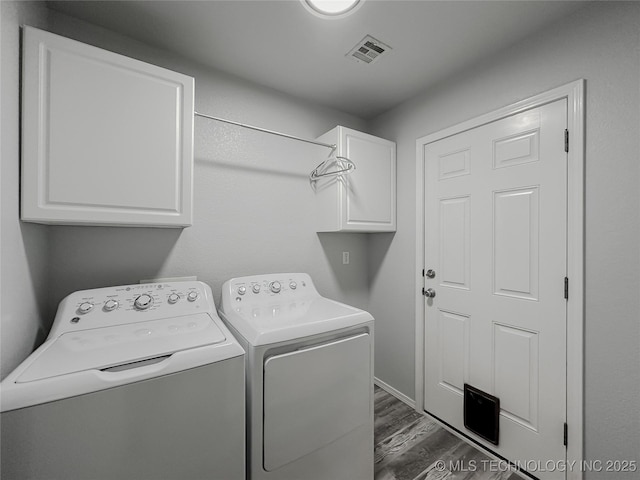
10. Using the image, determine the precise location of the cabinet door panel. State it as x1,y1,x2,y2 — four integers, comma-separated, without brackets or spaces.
21,26,194,227
315,126,396,232
345,132,395,228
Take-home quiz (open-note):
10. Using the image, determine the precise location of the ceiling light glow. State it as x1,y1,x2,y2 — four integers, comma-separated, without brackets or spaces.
302,0,364,19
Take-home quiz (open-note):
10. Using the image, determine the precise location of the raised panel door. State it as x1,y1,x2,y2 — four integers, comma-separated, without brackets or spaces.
315,126,396,232
343,129,396,231
21,26,194,227
423,100,567,479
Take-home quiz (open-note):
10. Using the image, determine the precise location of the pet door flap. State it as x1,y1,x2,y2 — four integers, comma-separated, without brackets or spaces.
464,384,500,445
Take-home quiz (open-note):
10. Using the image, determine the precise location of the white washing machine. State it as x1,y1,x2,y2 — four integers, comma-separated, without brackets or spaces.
0,281,245,480
219,273,374,480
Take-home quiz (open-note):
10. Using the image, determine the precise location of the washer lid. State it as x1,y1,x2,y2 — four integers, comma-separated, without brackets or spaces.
220,297,373,346
16,313,226,383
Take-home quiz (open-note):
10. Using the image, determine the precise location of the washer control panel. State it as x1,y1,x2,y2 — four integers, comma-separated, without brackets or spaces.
49,281,212,338
224,273,318,305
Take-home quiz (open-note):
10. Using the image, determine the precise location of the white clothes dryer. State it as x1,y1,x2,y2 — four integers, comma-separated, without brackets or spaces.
219,273,374,480
1,281,245,480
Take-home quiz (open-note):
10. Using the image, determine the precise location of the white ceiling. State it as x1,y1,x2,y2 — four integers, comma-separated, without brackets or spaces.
46,0,586,119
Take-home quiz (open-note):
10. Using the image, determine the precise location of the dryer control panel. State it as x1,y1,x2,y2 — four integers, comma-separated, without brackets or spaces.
219,273,373,346
223,273,318,304
49,281,214,338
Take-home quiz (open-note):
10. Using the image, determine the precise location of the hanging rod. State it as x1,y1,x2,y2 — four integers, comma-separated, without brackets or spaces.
194,111,356,179
194,111,336,150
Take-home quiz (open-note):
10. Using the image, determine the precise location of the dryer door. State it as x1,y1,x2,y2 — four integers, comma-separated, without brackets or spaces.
263,333,371,471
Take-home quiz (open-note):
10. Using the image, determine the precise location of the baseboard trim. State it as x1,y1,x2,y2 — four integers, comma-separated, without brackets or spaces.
374,377,416,409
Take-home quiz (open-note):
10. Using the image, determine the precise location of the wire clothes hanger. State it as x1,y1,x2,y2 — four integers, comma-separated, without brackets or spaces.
194,111,356,180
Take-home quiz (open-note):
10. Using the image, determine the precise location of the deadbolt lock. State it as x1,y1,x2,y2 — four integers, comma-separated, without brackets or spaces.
426,269,436,279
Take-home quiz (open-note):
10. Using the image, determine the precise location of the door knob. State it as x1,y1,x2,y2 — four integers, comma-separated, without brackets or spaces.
423,288,436,298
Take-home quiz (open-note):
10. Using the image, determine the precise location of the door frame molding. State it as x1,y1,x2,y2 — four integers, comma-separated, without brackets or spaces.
414,79,584,479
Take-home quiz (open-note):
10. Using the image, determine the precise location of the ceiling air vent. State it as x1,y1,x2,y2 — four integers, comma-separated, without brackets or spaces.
346,35,391,65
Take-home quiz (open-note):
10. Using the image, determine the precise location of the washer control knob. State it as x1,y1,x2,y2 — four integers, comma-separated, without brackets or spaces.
289,281,297,290
237,286,247,295
134,294,153,310
78,302,94,314
167,293,180,304
269,281,282,294
252,284,261,294
187,291,199,302
103,300,119,312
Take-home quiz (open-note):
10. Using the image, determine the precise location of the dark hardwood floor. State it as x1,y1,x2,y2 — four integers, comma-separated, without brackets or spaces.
374,386,522,480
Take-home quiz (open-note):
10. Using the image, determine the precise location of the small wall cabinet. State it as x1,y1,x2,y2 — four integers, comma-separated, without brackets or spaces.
315,126,396,232
21,26,194,227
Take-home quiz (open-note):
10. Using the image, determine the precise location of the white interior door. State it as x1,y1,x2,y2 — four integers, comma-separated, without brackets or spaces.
423,100,567,480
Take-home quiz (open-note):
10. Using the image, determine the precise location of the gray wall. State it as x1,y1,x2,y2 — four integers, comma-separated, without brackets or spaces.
1,2,371,377
369,1,639,475
1,1,51,380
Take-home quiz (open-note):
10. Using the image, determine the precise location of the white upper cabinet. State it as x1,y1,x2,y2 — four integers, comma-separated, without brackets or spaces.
21,27,194,227
315,126,396,232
